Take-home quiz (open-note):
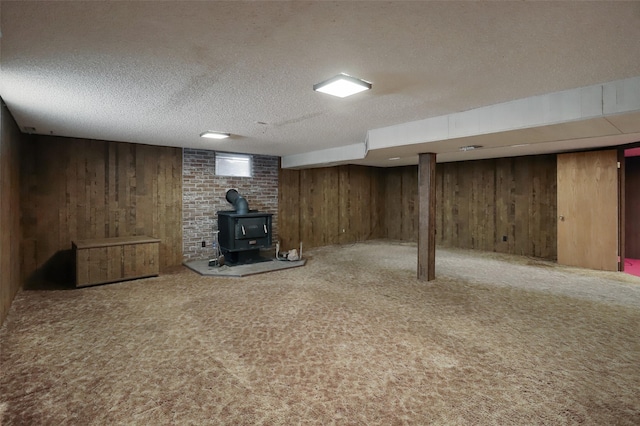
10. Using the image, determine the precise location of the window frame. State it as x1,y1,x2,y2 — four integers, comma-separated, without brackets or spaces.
215,152,253,178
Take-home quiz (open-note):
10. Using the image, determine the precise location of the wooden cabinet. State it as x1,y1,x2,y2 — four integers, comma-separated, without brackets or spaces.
73,236,160,287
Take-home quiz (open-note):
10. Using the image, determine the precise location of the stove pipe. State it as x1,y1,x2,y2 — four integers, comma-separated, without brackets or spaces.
225,189,249,214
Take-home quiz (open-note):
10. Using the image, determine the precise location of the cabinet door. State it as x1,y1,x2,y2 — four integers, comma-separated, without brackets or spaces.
77,246,123,287
123,243,159,279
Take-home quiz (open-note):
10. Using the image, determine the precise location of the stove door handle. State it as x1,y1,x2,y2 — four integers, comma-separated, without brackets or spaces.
263,224,268,234
241,225,246,235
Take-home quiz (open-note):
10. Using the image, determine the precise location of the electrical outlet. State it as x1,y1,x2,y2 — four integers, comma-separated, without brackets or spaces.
201,241,206,247
502,235,508,242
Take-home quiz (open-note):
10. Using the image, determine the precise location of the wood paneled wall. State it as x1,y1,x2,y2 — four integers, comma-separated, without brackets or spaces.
279,154,558,260
626,156,640,258
1,101,23,325
21,136,183,286
379,155,557,259
278,165,385,250
436,155,557,259
384,166,418,241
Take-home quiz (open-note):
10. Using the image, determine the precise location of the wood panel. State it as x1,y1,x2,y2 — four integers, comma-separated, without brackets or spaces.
338,165,381,244
435,162,453,247
385,168,403,240
0,101,24,325
323,168,341,246
21,136,182,287
402,166,418,240
81,246,123,286
280,155,557,259
625,156,640,258
278,168,301,250
391,155,557,259
530,156,558,257
494,157,516,254
382,166,419,241
469,159,494,250
557,150,618,271
278,165,386,250
299,168,340,248
124,242,159,279
370,167,387,239
75,247,91,286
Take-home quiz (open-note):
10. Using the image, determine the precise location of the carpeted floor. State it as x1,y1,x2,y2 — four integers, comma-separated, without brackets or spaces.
1,241,639,425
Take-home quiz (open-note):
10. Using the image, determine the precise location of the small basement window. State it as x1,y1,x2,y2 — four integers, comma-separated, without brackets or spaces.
215,153,252,177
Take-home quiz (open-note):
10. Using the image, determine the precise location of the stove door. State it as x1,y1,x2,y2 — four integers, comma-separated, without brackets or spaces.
235,217,268,240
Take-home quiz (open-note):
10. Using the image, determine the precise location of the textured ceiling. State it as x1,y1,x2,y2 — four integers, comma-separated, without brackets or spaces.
1,1,640,167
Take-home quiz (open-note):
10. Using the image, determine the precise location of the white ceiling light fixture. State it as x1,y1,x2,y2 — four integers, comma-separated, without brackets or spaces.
200,131,231,140
459,145,483,152
313,73,372,98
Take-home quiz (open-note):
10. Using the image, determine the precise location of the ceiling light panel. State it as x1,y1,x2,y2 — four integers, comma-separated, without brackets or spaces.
200,131,230,139
313,73,372,98
459,145,483,152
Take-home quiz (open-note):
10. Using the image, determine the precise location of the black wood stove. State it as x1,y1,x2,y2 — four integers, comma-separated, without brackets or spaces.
217,189,273,264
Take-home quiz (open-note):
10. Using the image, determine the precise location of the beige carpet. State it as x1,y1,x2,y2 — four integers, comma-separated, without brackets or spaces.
1,241,639,425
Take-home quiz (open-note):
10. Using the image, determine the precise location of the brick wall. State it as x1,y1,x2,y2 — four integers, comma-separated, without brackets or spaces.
182,149,279,261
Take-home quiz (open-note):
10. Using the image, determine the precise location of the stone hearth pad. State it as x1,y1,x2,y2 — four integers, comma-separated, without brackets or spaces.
183,258,306,277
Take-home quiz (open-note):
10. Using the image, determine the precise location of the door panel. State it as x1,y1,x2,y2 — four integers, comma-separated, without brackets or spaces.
557,150,618,271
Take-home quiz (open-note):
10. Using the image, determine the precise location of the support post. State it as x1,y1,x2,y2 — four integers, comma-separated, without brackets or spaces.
418,153,437,281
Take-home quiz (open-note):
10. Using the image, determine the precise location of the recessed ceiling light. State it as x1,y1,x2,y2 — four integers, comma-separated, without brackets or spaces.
313,73,372,98
388,157,401,161
459,145,483,152
200,131,230,140
510,143,530,148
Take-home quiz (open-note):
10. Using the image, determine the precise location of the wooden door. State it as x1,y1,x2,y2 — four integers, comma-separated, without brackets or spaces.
557,150,619,271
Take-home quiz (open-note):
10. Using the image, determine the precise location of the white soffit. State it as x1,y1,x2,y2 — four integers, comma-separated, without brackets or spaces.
367,78,639,150
603,76,640,114
281,143,367,169
607,114,640,134
282,76,640,168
